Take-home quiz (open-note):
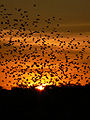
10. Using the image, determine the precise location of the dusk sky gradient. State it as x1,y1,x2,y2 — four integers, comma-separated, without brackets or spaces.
0,0,90,25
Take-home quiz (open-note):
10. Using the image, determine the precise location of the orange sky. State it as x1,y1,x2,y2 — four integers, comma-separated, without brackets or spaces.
0,30,90,90
0,1,90,90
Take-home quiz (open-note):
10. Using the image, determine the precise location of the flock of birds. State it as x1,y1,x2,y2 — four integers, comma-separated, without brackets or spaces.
0,4,90,90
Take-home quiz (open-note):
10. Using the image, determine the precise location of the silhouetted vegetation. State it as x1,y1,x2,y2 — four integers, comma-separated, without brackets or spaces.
0,84,89,119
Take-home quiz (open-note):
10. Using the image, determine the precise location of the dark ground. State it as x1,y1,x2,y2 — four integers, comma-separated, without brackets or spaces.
0,84,90,120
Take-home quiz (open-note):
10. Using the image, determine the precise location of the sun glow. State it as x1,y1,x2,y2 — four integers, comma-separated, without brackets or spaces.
35,84,46,91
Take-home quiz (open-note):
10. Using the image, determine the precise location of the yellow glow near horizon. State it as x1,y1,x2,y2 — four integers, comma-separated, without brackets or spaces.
35,84,47,91
35,85,45,91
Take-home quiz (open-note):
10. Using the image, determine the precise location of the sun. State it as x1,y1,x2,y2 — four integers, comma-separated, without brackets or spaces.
35,85,45,91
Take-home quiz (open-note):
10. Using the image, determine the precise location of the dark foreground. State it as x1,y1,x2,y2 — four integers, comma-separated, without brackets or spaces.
0,84,90,119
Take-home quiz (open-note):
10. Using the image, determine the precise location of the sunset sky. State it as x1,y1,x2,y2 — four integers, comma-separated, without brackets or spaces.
0,0,90,25
0,0,90,90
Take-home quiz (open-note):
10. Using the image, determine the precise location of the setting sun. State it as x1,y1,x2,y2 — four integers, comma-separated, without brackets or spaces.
35,85,45,91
